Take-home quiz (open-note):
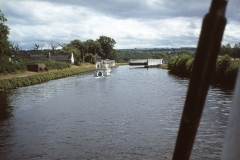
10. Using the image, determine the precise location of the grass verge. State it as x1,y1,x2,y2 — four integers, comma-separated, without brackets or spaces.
0,64,95,91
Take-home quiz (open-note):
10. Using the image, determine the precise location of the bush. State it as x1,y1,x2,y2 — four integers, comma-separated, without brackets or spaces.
168,52,193,77
0,62,27,74
186,58,194,75
168,53,239,88
212,55,239,86
74,61,81,66
167,56,178,70
84,53,96,64
0,58,72,74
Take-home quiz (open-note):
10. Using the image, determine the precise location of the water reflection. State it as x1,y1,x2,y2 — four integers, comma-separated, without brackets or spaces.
0,92,13,121
0,66,234,159
191,86,233,159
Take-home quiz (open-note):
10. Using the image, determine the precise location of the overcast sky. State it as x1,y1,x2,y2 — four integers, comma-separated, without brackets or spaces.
1,0,239,50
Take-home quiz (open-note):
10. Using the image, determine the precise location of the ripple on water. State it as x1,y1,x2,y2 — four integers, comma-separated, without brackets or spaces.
0,66,234,160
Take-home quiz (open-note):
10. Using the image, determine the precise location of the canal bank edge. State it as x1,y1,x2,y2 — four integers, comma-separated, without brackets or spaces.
0,64,95,91
0,63,127,91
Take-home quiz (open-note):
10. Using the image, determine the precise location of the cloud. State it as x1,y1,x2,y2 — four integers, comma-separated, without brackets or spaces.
51,0,210,19
0,0,239,50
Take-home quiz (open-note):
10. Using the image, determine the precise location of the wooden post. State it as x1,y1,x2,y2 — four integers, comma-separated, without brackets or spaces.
221,67,240,160
172,0,228,159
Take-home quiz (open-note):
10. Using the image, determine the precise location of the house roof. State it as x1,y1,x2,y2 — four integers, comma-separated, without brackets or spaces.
29,55,47,60
29,54,72,62
49,55,71,61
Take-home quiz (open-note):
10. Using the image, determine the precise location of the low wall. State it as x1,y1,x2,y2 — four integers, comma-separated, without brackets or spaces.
147,59,163,66
129,59,148,65
27,64,46,72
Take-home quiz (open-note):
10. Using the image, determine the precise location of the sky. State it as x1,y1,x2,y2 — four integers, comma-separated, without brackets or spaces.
1,0,239,50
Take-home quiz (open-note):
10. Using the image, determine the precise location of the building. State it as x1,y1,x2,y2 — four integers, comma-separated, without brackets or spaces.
29,53,74,63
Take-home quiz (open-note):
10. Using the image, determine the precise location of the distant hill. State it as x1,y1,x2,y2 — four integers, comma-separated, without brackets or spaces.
116,47,196,54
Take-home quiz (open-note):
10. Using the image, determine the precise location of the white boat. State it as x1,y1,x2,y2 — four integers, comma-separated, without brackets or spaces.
94,68,111,77
94,60,112,77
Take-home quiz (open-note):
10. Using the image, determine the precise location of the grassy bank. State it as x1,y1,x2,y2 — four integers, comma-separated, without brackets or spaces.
168,53,239,88
160,64,168,69
115,63,128,67
0,58,72,75
0,64,95,91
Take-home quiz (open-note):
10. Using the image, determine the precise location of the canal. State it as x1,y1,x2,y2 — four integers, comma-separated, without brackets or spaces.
0,65,233,159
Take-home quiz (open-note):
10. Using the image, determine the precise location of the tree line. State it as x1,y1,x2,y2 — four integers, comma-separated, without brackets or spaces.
60,37,116,64
168,50,239,88
219,43,240,58
116,51,171,63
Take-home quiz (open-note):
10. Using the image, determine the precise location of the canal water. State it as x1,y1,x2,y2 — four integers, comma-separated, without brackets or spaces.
0,65,233,159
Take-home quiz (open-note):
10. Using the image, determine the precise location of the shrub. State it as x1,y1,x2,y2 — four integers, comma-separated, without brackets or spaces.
84,53,96,64
167,56,178,70
168,52,193,77
74,61,81,66
186,58,194,75
213,55,239,86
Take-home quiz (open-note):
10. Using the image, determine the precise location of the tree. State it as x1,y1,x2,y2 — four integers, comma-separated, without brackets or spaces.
84,39,102,55
49,41,59,54
68,39,85,60
69,39,85,52
151,52,168,59
219,43,231,56
107,49,118,60
84,53,96,64
61,44,81,62
9,42,20,55
0,10,10,56
96,35,116,59
231,43,240,58
33,41,45,54
33,43,40,54
168,51,194,76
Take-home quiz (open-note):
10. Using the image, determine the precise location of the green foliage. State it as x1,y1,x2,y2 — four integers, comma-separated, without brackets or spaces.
0,60,27,74
0,10,10,56
161,64,168,69
69,39,85,51
231,43,240,58
168,51,194,76
39,60,71,70
168,53,239,88
219,43,240,58
84,53,96,64
9,42,20,55
74,61,81,66
0,58,71,74
61,44,81,62
117,59,125,63
84,39,102,56
116,51,169,63
167,56,178,70
107,50,118,60
60,36,117,61
97,36,116,59
116,51,152,62
151,52,169,59
215,55,232,76
186,58,194,75
219,43,231,56
212,55,239,86
0,65,95,91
